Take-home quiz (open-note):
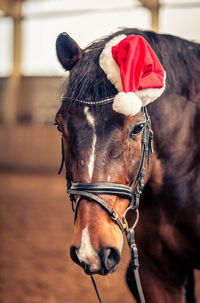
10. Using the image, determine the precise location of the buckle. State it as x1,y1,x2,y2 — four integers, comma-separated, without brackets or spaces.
122,217,129,232
110,210,118,221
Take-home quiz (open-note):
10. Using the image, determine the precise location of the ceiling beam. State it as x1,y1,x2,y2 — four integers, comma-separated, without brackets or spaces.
0,0,24,17
2,0,22,123
0,0,11,16
139,0,160,32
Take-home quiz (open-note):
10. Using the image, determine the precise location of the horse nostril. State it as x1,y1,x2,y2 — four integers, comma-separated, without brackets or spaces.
99,247,120,272
70,246,81,266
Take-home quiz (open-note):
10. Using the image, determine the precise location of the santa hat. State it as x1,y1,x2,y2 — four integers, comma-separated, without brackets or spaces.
99,34,166,116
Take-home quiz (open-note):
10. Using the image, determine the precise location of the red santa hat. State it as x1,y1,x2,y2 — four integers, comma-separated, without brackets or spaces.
99,34,166,116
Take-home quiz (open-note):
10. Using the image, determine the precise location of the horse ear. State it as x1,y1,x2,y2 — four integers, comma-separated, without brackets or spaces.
56,32,84,71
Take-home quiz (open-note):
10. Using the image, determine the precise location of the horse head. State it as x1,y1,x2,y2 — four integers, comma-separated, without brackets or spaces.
55,31,165,276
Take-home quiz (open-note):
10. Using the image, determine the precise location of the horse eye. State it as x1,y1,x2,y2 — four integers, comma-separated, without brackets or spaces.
130,123,144,137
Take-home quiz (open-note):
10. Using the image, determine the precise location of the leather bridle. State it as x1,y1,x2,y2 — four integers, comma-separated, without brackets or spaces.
58,106,154,303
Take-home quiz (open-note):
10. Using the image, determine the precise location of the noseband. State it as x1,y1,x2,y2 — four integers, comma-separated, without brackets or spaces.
58,106,153,303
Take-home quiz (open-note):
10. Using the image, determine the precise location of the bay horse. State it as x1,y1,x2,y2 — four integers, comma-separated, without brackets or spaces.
55,28,200,303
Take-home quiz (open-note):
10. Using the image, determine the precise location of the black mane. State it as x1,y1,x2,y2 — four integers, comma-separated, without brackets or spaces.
61,28,200,111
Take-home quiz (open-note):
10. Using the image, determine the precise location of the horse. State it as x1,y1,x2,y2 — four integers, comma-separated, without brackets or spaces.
55,28,200,303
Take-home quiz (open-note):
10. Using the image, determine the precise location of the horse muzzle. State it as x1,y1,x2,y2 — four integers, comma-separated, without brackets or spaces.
70,245,120,275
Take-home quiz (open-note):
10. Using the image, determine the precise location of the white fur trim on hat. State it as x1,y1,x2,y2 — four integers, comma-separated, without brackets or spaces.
99,34,126,92
113,92,142,116
136,72,166,106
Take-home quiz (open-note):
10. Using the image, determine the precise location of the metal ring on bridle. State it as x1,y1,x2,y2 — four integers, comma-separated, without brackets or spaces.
122,208,139,232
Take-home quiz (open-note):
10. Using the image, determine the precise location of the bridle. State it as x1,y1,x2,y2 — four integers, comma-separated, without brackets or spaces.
58,106,154,303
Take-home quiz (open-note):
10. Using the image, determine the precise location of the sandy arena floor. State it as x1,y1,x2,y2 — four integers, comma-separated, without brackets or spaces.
0,171,199,303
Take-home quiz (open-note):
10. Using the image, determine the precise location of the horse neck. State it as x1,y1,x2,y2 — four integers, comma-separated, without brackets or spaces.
149,93,199,182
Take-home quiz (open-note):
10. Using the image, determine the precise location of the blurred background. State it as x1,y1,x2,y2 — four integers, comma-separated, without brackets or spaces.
0,1,200,302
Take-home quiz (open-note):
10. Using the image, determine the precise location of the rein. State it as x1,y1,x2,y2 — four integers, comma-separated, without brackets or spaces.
58,106,153,303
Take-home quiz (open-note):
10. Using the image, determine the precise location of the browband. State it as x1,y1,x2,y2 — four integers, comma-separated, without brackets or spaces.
60,96,114,105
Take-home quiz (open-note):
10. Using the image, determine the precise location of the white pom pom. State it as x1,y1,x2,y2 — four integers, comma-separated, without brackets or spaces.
113,92,142,116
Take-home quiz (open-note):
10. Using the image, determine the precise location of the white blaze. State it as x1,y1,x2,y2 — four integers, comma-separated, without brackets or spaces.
84,106,96,180
76,226,100,271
